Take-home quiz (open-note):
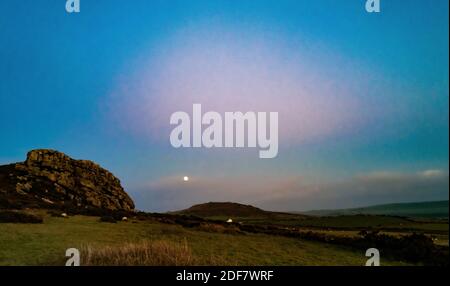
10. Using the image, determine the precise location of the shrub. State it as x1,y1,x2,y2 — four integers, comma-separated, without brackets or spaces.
47,210,69,218
99,216,117,223
197,222,241,234
0,210,43,223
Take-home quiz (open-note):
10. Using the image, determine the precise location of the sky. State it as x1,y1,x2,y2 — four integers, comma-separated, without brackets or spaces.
0,0,448,212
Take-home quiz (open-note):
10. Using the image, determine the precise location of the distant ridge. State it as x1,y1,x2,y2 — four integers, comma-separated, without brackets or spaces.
175,202,269,217
301,200,449,219
175,202,312,220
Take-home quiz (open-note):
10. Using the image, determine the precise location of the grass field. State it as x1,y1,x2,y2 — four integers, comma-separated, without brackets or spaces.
178,202,449,237
0,212,414,266
206,214,449,233
302,201,449,219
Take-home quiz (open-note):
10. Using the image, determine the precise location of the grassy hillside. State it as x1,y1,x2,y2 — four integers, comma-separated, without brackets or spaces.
174,202,448,236
0,212,413,266
175,202,302,218
302,201,449,219
175,202,309,224
1,202,448,266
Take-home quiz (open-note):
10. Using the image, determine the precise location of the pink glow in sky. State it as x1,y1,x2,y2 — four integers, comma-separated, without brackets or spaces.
107,25,373,146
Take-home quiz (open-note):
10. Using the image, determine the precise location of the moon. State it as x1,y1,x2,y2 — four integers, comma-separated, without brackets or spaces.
183,176,189,182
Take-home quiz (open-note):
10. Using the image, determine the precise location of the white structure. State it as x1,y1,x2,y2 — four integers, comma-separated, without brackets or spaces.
226,218,233,223
61,213,68,218
122,216,128,221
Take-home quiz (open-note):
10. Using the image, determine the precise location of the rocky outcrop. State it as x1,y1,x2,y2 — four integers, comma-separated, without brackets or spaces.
0,149,134,212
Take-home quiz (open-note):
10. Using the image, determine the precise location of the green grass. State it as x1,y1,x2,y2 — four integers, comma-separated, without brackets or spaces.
207,214,448,233
0,214,413,266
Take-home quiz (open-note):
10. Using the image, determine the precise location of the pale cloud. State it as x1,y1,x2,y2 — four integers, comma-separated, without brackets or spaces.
132,169,449,212
419,169,446,178
358,169,447,180
134,174,306,212
261,170,449,211
106,25,375,146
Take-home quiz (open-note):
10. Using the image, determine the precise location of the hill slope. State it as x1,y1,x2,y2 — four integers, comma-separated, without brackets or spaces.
175,202,270,217
0,149,134,212
302,201,449,219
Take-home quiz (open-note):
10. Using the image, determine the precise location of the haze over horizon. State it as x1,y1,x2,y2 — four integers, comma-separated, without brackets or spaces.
1,0,448,212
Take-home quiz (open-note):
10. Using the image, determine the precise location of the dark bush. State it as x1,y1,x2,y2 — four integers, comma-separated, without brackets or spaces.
0,210,43,223
100,216,117,223
236,224,448,266
47,210,65,217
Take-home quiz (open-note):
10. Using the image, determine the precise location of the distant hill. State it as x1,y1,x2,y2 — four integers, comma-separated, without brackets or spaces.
175,202,270,217
175,202,311,221
301,201,449,219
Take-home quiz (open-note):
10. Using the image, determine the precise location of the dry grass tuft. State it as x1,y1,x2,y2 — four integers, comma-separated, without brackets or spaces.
81,240,194,266
197,222,241,234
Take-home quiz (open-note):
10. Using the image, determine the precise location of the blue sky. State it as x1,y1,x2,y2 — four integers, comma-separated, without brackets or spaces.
0,0,448,211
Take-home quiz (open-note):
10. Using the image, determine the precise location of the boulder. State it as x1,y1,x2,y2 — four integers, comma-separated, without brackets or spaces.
0,149,134,212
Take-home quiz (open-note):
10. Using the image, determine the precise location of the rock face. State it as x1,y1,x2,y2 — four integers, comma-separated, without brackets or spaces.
0,149,134,212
